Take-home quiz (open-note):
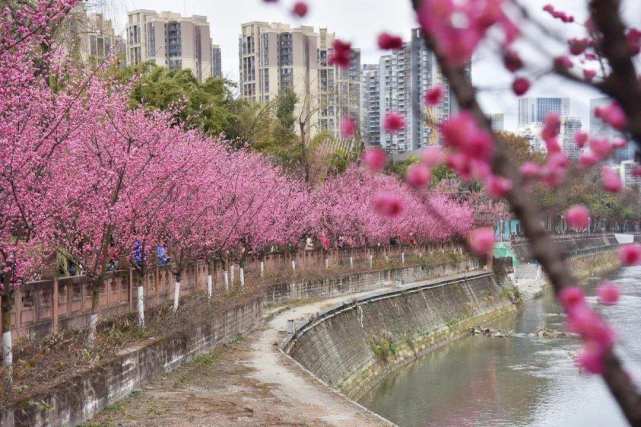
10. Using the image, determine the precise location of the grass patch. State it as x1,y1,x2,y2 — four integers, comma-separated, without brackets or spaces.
192,352,220,367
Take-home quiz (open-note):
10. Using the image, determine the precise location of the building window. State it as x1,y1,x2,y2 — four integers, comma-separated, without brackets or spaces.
166,22,181,59
262,68,269,93
279,67,293,91
278,33,292,66
261,33,269,66
147,23,155,56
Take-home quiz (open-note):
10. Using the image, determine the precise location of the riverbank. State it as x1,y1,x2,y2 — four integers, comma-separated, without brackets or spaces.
513,250,621,301
87,288,397,426
360,265,641,427
285,271,516,401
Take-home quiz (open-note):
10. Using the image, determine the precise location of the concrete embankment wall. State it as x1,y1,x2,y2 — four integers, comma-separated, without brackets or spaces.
2,298,263,427
511,234,619,262
285,272,515,400
264,258,480,305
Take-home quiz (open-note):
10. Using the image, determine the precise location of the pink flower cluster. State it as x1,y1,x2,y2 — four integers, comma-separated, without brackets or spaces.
594,101,628,131
417,0,518,66
559,287,616,374
542,4,575,23
378,32,404,50
329,39,352,69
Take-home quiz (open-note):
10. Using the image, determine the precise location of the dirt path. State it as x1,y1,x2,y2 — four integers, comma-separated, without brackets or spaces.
87,290,395,427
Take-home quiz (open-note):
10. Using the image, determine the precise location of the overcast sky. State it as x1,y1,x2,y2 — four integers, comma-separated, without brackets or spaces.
96,0,640,131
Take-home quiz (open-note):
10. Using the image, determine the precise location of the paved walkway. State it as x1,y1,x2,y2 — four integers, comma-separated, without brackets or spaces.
88,288,395,427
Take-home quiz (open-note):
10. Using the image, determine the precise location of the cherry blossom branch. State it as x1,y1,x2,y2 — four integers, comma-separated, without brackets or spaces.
588,0,641,150
409,1,641,424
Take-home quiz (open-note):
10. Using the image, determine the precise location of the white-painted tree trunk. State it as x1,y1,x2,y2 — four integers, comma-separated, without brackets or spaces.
173,281,181,312
240,268,245,288
88,313,98,344
369,255,374,269
207,274,213,300
291,260,296,271
137,286,145,328
260,261,265,277
401,252,405,265
230,265,235,285
3,330,12,382
224,271,229,292
325,258,329,269
349,256,354,269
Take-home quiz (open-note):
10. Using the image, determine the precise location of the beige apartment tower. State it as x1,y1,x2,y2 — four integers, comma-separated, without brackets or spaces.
239,22,361,138
63,5,124,65
127,11,213,82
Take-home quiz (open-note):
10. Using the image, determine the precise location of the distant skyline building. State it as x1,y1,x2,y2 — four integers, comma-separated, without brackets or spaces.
63,5,124,65
518,97,570,128
126,10,214,82
379,47,411,153
238,22,361,139
490,113,505,132
620,160,641,190
590,97,634,163
361,64,380,146
373,28,465,154
561,117,583,160
516,122,545,153
212,44,222,78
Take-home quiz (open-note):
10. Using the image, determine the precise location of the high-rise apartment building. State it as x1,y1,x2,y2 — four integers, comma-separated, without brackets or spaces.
361,64,381,146
379,48,411,152
590,97,634,163
126,11,213,82
375,28,464,154
518,97,570,128
620,160,641,190
63,5,124,65
561,117,583,160
517,123,545,153
238,22,361,139
490,113,505,132
212,45,222,78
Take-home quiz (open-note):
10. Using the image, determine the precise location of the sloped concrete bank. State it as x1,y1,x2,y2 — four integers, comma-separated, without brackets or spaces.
284,271,515,400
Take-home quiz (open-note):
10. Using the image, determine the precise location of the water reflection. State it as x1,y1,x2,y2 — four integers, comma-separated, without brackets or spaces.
360,267,641,427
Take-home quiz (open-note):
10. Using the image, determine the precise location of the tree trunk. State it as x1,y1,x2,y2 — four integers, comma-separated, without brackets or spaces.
88,282,100,346
2,294,13,390
136,273,145,328
299,120,310,183
173,272,181,312
207,261,213,300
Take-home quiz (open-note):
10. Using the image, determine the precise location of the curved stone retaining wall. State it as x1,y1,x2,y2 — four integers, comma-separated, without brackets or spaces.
285,272,515,400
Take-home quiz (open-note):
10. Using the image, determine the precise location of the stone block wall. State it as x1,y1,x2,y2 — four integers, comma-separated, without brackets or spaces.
286,272,514,399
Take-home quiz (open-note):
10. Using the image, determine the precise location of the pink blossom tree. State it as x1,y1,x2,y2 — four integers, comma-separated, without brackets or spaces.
0,0,80,382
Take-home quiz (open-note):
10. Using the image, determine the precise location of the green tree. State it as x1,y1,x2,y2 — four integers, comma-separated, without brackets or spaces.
114,63,240,140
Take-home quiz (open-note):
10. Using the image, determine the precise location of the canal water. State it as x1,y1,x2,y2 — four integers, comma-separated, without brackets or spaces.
360,266,641,427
